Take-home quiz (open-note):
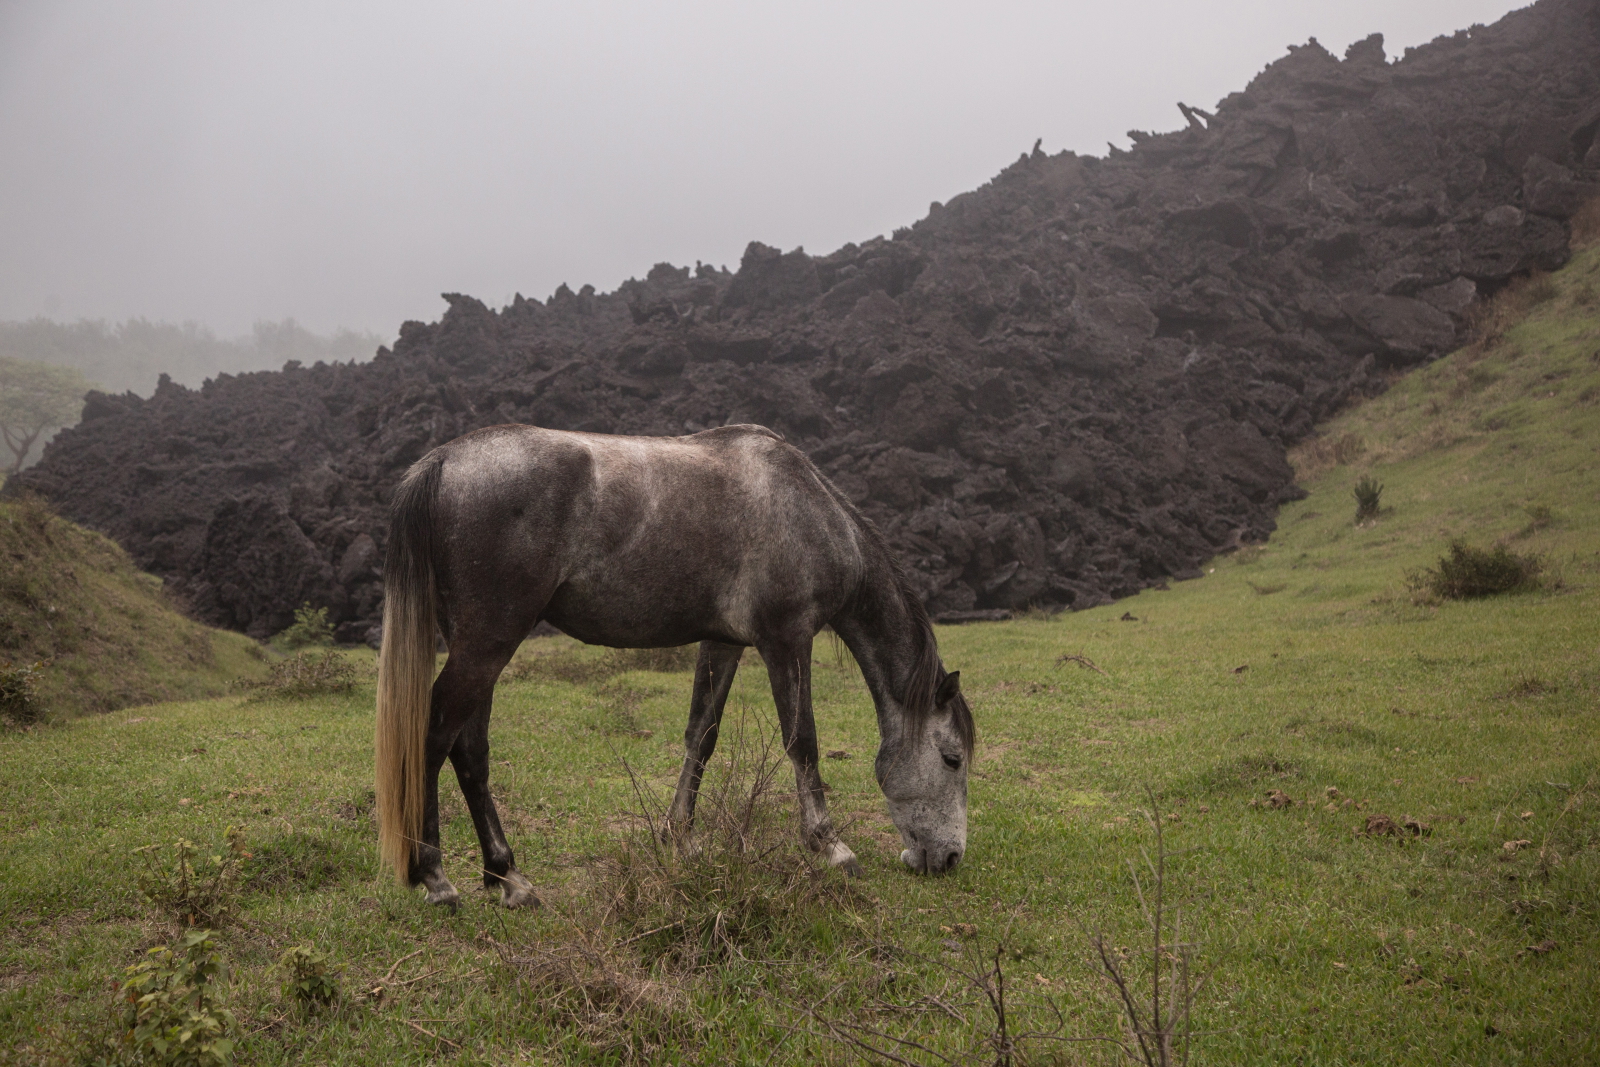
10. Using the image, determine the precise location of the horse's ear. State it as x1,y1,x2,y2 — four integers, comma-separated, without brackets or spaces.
936,671,961,706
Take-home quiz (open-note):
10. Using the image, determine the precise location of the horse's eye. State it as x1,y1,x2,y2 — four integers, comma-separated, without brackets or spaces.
942,753,962,770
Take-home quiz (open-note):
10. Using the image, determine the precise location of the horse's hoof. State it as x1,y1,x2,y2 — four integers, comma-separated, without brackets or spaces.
424,882,461,909
499,871,541,910
828,842,864,878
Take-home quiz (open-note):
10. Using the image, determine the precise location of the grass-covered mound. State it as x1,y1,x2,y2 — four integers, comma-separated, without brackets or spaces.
0,494,267,720
2,247,1597,1064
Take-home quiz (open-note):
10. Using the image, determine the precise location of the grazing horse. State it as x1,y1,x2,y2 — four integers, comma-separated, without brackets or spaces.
375,423,975,908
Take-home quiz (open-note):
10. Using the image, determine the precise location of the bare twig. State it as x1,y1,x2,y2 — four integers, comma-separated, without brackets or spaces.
405,1019,461,1050
381,947,426,984
1057,652,1108,675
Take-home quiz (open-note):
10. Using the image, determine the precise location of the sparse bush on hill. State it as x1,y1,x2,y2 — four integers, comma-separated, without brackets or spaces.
237,650,357,699
0,659,45,726
274,603,334,649
1353,476,1384,523
1408,540,1544,601
1468,271,1560,348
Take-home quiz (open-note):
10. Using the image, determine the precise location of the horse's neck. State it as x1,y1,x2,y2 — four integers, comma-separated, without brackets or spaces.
834,566,924,743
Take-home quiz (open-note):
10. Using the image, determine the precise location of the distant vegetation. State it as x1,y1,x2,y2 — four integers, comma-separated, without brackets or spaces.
0,317,384,468
0,357,97,473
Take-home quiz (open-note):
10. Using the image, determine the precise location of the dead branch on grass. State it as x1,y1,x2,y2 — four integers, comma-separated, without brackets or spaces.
1089,786,1214,1067
1057,652,1108,676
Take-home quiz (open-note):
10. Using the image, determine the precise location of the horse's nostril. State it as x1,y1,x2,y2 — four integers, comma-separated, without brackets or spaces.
945,851,962,872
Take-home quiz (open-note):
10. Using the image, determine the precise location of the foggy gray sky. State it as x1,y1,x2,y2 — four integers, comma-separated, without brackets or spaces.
1,1,1526,341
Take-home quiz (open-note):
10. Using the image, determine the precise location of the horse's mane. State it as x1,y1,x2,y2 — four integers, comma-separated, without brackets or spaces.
816,467,977,756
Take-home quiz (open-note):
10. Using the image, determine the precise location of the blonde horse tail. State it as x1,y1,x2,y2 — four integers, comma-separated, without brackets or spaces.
375,452,445,883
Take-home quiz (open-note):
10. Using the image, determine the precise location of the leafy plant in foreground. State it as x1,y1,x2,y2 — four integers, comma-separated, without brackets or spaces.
134,826,249,928
113,929,237,1067
1408,540,1544,600
274,944,341,1009
1352,476,1383,523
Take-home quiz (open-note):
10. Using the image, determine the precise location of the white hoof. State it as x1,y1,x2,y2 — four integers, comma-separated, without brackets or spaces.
421,870,460,908
827,841,864,878
499,870,541,909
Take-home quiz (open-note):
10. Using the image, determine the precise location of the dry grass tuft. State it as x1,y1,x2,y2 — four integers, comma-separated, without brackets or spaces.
501,927,692,1063
590,720,866,971
495,717,868,1061
1466,272,1559,349
1570,195,1600,247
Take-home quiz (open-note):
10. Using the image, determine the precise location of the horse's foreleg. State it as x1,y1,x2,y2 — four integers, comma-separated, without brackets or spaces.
666,641,743,841
762,636,863,877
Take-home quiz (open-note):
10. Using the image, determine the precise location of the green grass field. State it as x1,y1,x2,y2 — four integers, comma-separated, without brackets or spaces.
2,248,1597,1065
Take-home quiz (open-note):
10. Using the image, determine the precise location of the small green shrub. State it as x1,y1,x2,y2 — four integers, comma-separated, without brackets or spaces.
1408,540,1544,600
0,659,45,726
276,603,334,648
113,929,238,1067
1353,476,1384,522
274,945,340,1009
1520,504,1554,536
243,650,357,699
135,827,249,928
1332,433,1367,465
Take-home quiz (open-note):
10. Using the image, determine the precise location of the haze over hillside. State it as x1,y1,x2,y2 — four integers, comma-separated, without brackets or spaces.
1,1,1529,337
0,318,385,399
14,0,1597,642
0,317,385,469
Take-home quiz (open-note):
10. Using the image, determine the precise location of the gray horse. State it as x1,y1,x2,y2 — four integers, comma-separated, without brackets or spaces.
375,423,975,908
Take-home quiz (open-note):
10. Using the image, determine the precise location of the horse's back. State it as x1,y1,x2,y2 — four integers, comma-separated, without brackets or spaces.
429,424,863,647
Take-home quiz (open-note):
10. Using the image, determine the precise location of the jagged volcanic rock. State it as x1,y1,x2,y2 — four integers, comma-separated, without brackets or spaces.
14,0,1600,638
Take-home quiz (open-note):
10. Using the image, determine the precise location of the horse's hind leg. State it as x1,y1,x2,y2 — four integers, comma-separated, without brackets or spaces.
760,634,863,877
448,695,540,909
666,641,744,840
412,637,534,909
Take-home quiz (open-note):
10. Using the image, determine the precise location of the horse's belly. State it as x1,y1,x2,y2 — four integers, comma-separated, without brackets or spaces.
540,566,751,648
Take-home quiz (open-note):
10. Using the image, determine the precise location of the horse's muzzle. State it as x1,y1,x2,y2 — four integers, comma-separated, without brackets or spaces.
900,845,964,875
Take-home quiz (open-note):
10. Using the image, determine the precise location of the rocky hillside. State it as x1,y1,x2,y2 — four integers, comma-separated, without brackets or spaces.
12,0,1600,640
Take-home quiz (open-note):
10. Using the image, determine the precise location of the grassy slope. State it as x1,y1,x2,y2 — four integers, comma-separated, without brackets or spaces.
0,496,267,718
1,249,1597,1065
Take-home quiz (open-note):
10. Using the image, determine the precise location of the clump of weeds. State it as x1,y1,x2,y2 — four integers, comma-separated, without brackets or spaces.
235,650,357,699
274,944,341,1012
134,826,249,929
93,928,238,1067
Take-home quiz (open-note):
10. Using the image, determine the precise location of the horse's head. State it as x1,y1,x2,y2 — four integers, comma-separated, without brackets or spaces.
877,670,972,875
